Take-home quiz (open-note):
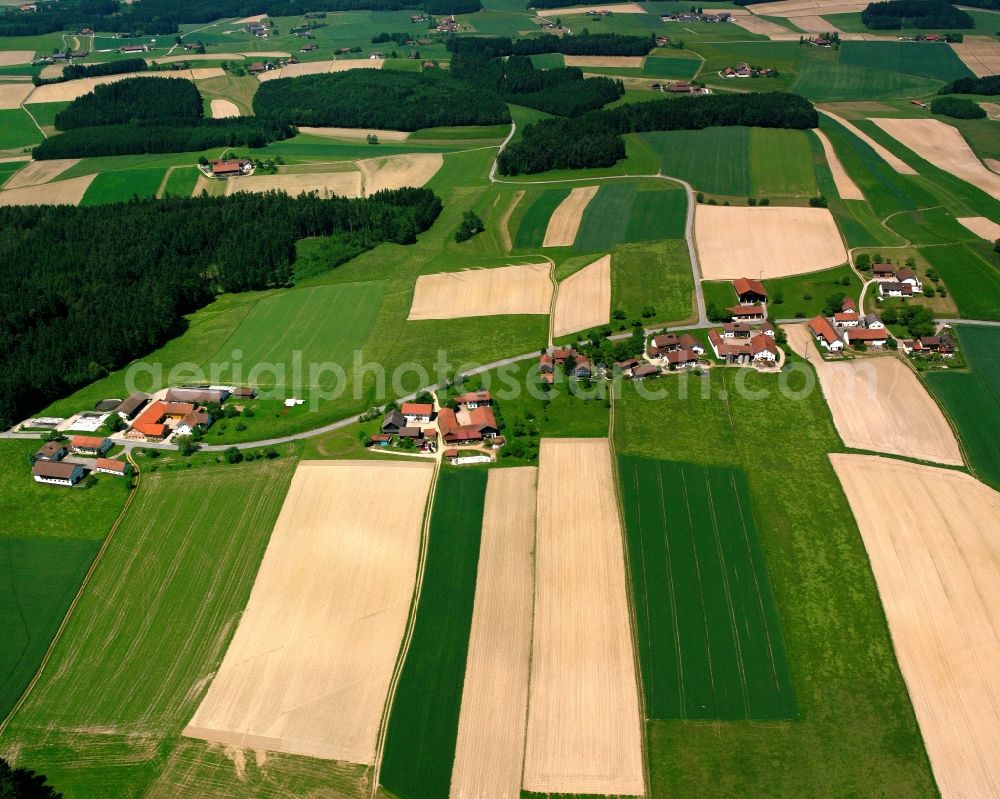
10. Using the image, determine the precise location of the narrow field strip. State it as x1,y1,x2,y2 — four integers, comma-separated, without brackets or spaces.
813,129,864,201
956,216,1000,241
552,254,611,338
523,439,644,796
831,454,1000,799
818,110,916,175
184,460,434,764
450,467,537,799
542,185,598,248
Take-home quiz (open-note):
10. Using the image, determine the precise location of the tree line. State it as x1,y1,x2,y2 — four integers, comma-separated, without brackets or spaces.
931,95,986,118
54,77,202,129
940,74,1000,94
861,0,973,29
0,188,442,429
498,91,818,174
32,57,149,86
253,69,510,129
446,31,654,57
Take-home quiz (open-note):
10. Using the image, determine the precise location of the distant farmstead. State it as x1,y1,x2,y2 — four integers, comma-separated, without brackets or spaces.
210,159,253,177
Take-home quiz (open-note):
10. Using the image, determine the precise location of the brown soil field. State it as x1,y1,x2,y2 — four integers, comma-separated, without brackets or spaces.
25,70,219,103
189,68,226,79
536,1,647,14
408,262,553,320
240,51,290,58
38,64,63,79
149,53,246,64
0,82,32,109
0,50,34,66
552,254,611,338
183,460,434,764
210,98,240,118
830,453,1000,799
818,110,917,175
542,185,598,247
563,55,645,68
3,158,78,189
988,158,1000,174
234,13,267,22
450,467,537,799
980,102,1000,121
957,216,1000,241
357,152,443,194
0,173,94,205
814,129,864,200
523,439,644,796
298,126,410,141
748,0,867,15
225,170,362,198
257,59,381,81
873,117,1000,202
729,15,801,37
695,205,847,280
790,13,843,31
951,40,1000,77
786,324,963,465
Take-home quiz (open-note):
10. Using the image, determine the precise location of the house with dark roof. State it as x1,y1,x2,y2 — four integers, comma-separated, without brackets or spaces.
631,363,661,380
115,392,149,421
381,409,407,434
879,281,912,299
666,348,699,368
32,460,84,486
733,277,767,305
873,263,895,280
34,441,67,462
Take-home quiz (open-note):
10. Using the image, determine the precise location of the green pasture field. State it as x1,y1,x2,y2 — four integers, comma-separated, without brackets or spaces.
23,101,69,129
945,116,1000,163
619,456,796,719
409,124,509,141
838,41,973,82
612,239,694,325
692,40,803,92
514,186,570,249
161,165,200,198
0,536,100,719
247,134,456,164
765,266,860,319
749,128,817,197
0,159,24,186
78,167,166,205
196,73,259,116
791,60,943,102
205,280,385,390
641,127,750,196
1,457,297,798
919,243,1000,321
574,182,687,251
0,439,126,541
380,468,485,799
924,325,1000,489
614,367,937,798
0,107,42,150
527,52,565,70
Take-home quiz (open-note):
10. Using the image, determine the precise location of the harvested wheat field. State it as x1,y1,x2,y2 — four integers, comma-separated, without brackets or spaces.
695,205,847,280
38,64,63,79
235,13,268,22
358,152,443,194
981,102,1000,121
563,55,645,68
0,173,94,206
786,324,962,465
818,110,916,174
2,158,78,189
831,454,1000,799
25,71,216,103
729,15,801,37
748,0,867,16
873,117,1000,202
408,262,552,320
543,184,598,247
298,126,410,141
225,170,361,198
536,1,646,14
0,50,33,66
0,82,32,109
814,129,864,200
210,98,240,118
450,467,537,799
184,460,434,764
951,40,1000,77
189,68,226,80
957,216,1000,241
789,13,842,31
258,59,382,81
524,439,644,796
552,254,611,338
149,53,245,64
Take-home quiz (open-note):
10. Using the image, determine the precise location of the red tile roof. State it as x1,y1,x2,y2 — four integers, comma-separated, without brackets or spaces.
834,311,860,322
808,316,840,346
71,435,106,449
401,402,433,416
95,458,126,473
468,406,497,430
733,277,767,297
728,304,765,317
846,328,887,342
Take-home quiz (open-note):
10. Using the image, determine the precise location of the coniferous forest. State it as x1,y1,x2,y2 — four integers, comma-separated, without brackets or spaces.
0,189,441,427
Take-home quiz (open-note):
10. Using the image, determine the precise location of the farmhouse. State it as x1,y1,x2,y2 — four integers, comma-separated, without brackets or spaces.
728,304,765,322
401,402,433,422
456,390,491,409
666,348,699,368
31,460,85,487
115,392,149,420
808,315,845,352
630,363,661,380
844,327,888,348
873,263,895,280
722,322,751,339
232,387,257,399
124,400,198,441
211,159,253,177
70,435,111,456
175,411,211,436
649,333,681,355
33,441,67,462
896,268,923,291
879,281,913,299
761,320,776,337
94,457,128,476
708,329,778,364
165,387,230,404
381,410,407,434
733,277,768,305
834,310,861,327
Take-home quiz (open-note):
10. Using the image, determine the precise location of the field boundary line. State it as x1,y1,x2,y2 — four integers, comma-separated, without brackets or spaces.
369,457,440,797
19,101,45,139
519,467,541,796
0,449,142,737
681,468,718,716
156,165,177,199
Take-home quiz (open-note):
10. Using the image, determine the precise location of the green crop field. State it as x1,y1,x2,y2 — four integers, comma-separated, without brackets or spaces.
79,167,166,206
642,127,751,197
574,183,687,251
705,267,861,325
0,107,43,150
513,186,570,249
380,468,485,799
924,325,1000,489
612,239,694,325
642,55,700,79
206,280,385,390
23,101,69,129
749,128,817,197
0,159,23,186
615,367,936,797
0,536,100,719
838,41,972,82
1,457,297,798
791,60,943,102
160,166,200,198
919,244,1000,321
619,456,796,719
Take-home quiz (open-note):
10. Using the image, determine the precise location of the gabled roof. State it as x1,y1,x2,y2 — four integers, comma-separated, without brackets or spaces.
841,296,857,311
32,460,79,479
35,441,65,458
750,333,777,355
95,457,126,473
382,409,406,428
834,311,860,322
401,402,433,416
468,406,498,431
728,304,765,317
808,315,840,345
71,435,107,449
847,327,887,342
733,277,767,297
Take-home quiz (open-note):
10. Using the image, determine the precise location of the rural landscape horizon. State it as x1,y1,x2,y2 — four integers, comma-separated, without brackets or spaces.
0,0,998,797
